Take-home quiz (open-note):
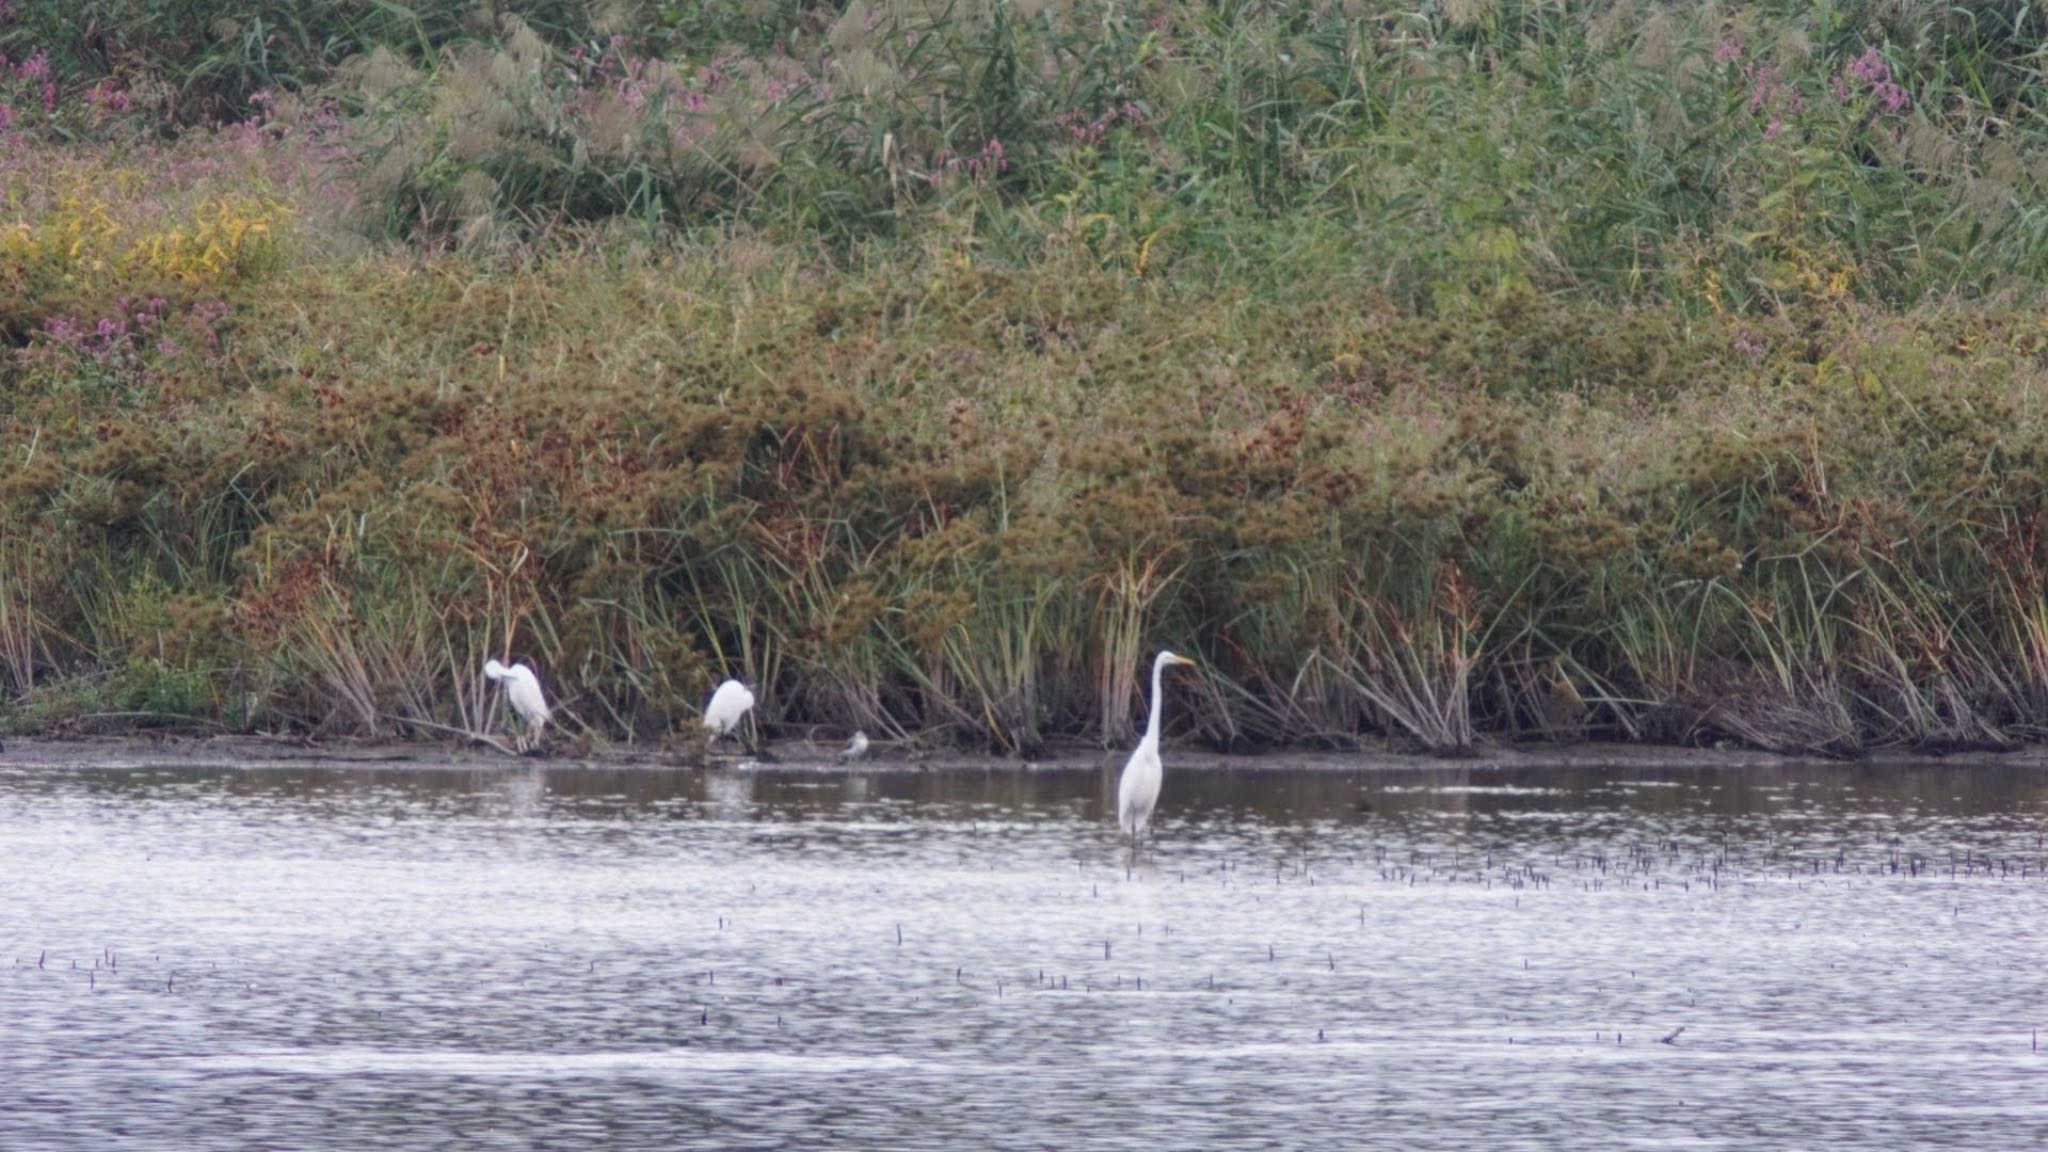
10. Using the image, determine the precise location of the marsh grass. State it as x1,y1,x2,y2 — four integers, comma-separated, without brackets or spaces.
10,2,2048,752
0,570,45,702
10,204,2048,752
77,0,2014,308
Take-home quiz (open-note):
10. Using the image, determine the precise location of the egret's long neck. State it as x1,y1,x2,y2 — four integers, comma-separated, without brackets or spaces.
1144,656,1167,745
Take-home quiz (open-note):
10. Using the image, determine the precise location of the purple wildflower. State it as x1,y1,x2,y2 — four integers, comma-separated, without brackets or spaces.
1840,47,1911,115
1847,48,1890,85
45,315,87,351
88,80,131,114
1745,64,1779,115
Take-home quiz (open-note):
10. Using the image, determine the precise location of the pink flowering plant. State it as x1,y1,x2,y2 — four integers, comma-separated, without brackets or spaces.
0,46,58,138
1837,48,1911,116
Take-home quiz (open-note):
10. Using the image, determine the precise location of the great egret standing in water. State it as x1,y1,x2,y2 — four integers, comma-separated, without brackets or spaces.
840,729,870,762
1117,650,1197,844
703,679,757,752
483,659,550,753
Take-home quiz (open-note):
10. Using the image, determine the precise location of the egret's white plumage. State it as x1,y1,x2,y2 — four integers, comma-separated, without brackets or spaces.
483,658,551,752
703,679,756,739
1116,650,1196,841
841,730,870,762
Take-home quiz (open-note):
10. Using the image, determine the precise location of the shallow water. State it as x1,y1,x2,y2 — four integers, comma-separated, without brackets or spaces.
2,757,2046,1150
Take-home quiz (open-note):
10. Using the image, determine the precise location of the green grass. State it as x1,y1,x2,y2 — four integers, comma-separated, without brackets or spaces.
6,2,2048,753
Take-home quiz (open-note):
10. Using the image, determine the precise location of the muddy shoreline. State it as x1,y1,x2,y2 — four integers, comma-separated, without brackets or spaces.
4,733,2045,774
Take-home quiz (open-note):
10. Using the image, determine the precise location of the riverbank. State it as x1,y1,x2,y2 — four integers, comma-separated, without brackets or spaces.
6,734,2046,776
6,225,2047,757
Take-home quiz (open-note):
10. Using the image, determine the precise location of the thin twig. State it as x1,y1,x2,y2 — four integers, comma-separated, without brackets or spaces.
77,712,230,729
379,713,521,757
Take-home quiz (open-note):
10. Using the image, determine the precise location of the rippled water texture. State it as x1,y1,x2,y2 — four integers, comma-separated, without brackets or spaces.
3,755,2047,1149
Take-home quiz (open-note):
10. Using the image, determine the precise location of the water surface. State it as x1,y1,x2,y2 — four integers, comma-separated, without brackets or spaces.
3,757,2045,1149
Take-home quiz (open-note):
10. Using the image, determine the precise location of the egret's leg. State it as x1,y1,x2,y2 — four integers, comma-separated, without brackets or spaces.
742,716,774,762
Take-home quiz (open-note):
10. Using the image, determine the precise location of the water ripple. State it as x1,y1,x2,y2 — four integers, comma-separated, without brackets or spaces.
2,759,2045,1150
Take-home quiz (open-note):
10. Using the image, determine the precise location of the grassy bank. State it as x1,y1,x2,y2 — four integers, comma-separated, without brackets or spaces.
6,2,2048,754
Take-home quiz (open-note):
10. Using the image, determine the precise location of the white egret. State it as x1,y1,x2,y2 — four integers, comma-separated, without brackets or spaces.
840,729,870,762
483,659,551,752
1116,650,1197,843
703,678,756,747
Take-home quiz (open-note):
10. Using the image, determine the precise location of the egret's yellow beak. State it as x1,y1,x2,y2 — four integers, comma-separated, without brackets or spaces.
1169,654,1197,667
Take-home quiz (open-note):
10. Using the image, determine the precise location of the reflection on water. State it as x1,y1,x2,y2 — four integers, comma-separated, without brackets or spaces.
2,757,2046,1150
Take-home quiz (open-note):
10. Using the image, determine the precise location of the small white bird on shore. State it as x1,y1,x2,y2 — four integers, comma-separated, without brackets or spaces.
483,659,551,753
703,679,756,746
1116,650,1197,845
840,730,870,762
